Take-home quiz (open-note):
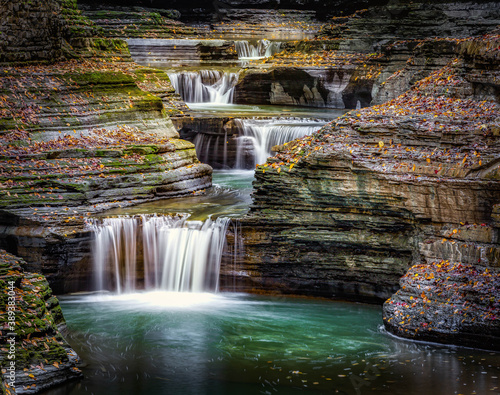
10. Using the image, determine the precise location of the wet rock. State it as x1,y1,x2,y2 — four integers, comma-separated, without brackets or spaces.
237,33,500,319
383,260,500,350
235,64,376,109
0,250,82,394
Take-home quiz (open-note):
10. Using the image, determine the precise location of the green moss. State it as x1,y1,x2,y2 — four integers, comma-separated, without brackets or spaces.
63,71,135,86
123,145,159,155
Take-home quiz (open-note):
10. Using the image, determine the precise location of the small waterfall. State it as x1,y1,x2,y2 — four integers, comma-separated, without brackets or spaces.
235,39,282,59
168,70,238,104
88,215,231,293
193,132,230,169
234,118,326,169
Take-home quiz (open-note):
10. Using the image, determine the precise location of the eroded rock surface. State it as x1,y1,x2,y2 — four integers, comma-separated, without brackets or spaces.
235,34,500,350
0,250,82,394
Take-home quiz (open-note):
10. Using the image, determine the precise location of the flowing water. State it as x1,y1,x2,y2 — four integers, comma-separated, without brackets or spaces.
88,215,231,293
234,118,327,168
168,70,239,104
235,39,282,60
48,293,500,395
51,39,500,395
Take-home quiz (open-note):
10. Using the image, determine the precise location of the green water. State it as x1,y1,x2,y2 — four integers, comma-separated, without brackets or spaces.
101,170,254,220
186,103,348,119
48,293,499,395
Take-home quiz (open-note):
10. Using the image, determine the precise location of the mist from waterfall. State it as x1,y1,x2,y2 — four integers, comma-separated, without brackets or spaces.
88,215,231,293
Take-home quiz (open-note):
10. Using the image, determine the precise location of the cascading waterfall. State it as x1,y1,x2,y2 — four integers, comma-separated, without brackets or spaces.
234,118,327,168
235,39,282,59
88,215,231,293
168,70,238,104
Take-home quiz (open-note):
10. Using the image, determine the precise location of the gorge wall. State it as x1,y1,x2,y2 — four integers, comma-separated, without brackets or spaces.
0,0,65,63
0,250,82,394
235,34,500,348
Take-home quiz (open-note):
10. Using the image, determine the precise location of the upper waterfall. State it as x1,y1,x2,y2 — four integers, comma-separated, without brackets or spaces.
168,70,239,104
235,39,282,59
88,215,231,293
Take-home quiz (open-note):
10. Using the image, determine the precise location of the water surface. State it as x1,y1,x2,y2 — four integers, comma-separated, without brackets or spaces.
47,293,500,395
102,170,254,220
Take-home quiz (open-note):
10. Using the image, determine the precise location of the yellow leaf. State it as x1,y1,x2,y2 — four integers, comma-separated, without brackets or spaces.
378,141,384,148
289,163,295,171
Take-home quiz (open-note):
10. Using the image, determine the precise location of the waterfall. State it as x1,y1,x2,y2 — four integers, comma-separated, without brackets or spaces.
234,118,326,169
168,70,238,104
88,215,231,293
235,39,282,59
193,131,230,169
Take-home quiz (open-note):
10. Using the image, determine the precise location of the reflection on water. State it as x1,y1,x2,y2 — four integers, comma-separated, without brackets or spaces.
48,293,500,395
102,170,254,221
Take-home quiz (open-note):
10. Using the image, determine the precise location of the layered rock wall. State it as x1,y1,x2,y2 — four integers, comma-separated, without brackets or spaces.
234,56,381,109
0,250,82,394
235,35,500,317
320,1,500,53
0,0,65,63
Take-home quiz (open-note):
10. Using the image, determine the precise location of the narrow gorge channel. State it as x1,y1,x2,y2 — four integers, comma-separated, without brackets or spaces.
1,1,499,395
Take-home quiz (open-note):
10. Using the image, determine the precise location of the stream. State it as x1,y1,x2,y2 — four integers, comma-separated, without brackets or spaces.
45,38,500,395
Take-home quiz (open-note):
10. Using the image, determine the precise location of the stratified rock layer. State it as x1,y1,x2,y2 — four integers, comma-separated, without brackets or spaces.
383,260,500,350
0,59,211,293
234,53,381,109
235,34,500,347
0,250,82,394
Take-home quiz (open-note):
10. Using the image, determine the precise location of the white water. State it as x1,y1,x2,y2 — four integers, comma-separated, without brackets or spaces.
168,70,239,104
234,118,326,168
88,215,231,293
235,39,282,60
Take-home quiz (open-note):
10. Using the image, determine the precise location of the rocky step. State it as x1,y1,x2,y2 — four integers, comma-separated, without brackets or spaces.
0,250,82,394
383,260,500,350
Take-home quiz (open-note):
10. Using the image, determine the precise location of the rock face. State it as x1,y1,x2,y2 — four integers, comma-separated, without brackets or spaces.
320,1,500,53
234,55,380,109
127,39,238,67
235,33,500,351
0,0,65,63
175,117,241,169
0,250,82,394
78,5,195,39
383,260,500,350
